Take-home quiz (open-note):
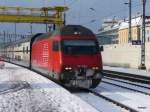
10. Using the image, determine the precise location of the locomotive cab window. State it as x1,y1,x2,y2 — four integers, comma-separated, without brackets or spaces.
62,40,99,55
53,41,60,51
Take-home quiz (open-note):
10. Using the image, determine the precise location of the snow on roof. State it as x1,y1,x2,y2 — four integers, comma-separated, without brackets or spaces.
119,16,142,30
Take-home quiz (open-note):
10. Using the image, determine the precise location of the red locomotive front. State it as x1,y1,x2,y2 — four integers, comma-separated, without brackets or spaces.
31,25,103,88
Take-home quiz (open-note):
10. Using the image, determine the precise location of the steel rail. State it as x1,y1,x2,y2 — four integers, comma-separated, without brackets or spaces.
104,77,150,90
88,89,139,112
102,80,150,96
102,70,150,84
3,61,140,112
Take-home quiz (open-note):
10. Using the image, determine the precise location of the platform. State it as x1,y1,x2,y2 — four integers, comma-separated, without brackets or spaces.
0,62,97,112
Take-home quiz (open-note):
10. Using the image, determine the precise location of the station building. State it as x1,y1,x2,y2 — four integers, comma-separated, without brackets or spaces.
97,16,150,45
96,19,119,45
118,17,141,44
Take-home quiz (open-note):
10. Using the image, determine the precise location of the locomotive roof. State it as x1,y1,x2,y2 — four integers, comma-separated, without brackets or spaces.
34,25,95,42
60,25,95,37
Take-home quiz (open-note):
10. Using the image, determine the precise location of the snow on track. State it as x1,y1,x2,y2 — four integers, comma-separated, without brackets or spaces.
104,66,150,77
75,92,128,112
0,62,98,112
104,77,150,89
103,78,150,94
96,82,150,112
0,81,29,94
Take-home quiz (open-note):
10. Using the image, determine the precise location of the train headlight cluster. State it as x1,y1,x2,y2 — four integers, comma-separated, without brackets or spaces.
65,67,72,70
92,67,99,70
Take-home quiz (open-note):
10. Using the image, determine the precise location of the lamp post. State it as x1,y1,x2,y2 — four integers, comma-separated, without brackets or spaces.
14,23,17,41
30,23,33,35
63,0,66,26
125,0,132,43
139,0,146,69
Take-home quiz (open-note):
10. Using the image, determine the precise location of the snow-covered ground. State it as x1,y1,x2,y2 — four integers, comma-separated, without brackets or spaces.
96,82,150,112
104,66,150,77
0,62,98,112
103,78,150,94
75,92,128,112
104,77,150,88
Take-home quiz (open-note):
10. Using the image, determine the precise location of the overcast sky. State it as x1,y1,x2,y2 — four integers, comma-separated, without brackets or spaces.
0,0,150,34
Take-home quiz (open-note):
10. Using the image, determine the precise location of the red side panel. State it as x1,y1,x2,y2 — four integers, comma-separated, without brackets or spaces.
32,39,51,70
31,37,62,74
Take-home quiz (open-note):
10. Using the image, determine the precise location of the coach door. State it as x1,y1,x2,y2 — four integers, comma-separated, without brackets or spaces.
52,40,61,79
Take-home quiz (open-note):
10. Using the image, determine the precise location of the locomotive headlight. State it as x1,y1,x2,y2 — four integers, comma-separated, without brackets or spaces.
65,67,72,70
92,67,99,70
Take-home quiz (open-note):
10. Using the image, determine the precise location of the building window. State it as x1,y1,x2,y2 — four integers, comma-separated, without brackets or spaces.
135,29,136,34
147,30,149,34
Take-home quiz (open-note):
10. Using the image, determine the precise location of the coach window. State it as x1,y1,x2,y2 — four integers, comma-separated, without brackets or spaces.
26,46,28,54
18,43,21,47
53,41,60,51
23,47,25,54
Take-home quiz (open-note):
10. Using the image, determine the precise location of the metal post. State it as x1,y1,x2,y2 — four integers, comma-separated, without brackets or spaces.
3,31,5,47
64,12,66,26
125,0,132,42
139,0,146,69
30,23,33,35
46,23,48,32
64,0,66,26
14,23,17,41
3,31,6,57
6,31,8,44
129,0,132,43
53,24,56,30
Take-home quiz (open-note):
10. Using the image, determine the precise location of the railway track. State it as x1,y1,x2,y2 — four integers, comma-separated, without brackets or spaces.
93,80,150,112
4,62,149,111
88,89,139,112
102,80,150,96
0,81,30,95
104,77,150,90
102,70,150,96
89,90,138,112
4,62,133,112
102,70,150,84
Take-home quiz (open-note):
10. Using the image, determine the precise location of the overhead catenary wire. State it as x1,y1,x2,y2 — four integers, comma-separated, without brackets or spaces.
80,3,142,26
66,0,142,26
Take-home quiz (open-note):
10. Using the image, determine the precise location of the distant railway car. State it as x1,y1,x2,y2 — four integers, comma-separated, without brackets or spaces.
3,25,103,88
3,37,31,67
0,57,4,69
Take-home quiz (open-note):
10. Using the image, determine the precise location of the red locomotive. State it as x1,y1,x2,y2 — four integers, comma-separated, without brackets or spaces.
31,25,103,88
2,25,103,88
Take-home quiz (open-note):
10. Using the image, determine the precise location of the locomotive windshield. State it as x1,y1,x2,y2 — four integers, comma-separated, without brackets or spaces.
62,40,99,55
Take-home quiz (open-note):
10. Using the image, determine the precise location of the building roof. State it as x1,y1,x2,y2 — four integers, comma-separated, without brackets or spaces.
119,16,142,30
